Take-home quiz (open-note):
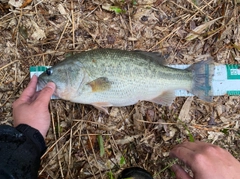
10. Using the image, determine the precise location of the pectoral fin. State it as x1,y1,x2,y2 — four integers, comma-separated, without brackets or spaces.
87,77,111,92
149,91,175,106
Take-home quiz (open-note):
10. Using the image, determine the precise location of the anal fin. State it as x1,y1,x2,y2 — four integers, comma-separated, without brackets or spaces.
149,91,175,106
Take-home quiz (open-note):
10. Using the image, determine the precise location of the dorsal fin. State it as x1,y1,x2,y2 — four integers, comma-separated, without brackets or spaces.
134,50,169,65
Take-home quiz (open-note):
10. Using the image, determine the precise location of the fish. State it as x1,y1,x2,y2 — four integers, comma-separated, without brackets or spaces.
37,48,214,113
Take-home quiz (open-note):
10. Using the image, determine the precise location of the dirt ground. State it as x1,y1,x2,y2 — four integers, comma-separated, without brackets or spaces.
0,0,240,178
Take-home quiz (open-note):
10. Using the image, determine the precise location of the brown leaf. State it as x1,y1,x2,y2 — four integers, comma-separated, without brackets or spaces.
186,17,222,41
21,0,33,8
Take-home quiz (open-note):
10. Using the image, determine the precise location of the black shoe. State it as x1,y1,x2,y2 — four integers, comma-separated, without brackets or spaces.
118,167,153,179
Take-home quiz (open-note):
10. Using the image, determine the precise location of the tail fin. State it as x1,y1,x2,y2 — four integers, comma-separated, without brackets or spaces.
187,57,214,102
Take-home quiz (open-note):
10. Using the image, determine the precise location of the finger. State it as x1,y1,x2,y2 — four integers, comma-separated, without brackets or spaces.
170,141,213,168
170,141,202,157
19,75,38,102
172,141,214,154
31,91,41,102
35,82,55,105
171,164,192,179
170,142,196,166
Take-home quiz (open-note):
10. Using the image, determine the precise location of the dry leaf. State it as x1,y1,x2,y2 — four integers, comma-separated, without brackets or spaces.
9,0,24,7
21,0,33,8
115,135,141,145
128,37,138,41
109,107,120,117
208,131,224,143
133,107,144,131
102,3,112,12
161,126,177,141
233,43,240,51
31,20,46,40
178,96,193,123
235,57,240,62
234,121,239,130
186,17,222,41
86,135,97,151
58,4,67,15
58,4,71,21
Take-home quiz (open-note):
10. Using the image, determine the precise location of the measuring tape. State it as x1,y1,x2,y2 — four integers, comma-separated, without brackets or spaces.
30,64,240,97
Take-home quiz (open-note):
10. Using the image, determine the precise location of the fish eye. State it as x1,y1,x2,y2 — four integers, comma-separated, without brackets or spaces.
46,68,53,76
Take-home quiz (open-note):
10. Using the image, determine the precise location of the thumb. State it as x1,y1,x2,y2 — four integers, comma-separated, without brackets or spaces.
35,82,56,105
171,164,192,179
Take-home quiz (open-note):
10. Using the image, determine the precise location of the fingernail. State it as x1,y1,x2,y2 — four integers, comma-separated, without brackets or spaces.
45,82,56,90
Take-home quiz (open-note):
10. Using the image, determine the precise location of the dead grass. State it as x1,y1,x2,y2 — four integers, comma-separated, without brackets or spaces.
0,0,240,178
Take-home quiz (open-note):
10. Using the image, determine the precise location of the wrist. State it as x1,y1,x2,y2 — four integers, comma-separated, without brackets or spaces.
16,124,47,155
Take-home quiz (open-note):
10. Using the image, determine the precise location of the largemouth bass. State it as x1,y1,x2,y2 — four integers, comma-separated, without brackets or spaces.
38,49,214,112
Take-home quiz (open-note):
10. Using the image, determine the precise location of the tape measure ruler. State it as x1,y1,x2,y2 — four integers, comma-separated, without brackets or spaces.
30,64,240,98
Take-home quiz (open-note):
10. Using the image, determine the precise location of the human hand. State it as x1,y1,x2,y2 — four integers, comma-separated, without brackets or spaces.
12,75,55,137
170,141,240,179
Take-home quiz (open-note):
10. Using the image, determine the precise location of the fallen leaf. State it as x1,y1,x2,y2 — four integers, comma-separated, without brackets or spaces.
133,107,144,131
9,0,24,8
162,126,177,141
233,43,240,51
86,135,97,151
186,17,222,41
178,96,193,123
21,0,33,8
58,4,71,21
115,135,141,145
207,131,224,143
31,20,46,40
128,37,138,41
